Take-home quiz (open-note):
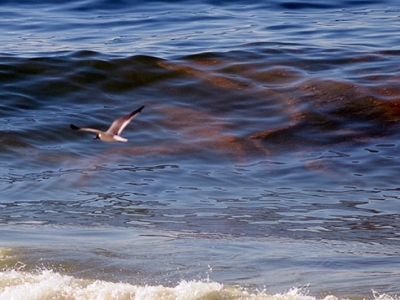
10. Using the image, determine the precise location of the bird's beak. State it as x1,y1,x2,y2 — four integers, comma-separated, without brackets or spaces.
93,135,99,140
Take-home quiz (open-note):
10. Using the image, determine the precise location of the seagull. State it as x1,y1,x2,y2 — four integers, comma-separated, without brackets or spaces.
70,105,145,142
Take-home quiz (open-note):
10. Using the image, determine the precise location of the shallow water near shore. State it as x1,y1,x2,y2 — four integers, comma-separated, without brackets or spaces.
1,0,400,299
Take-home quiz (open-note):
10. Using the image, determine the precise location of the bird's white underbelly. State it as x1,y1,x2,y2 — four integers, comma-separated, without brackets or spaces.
99,133,127,142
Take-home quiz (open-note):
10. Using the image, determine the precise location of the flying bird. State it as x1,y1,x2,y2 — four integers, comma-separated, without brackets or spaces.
70,105,145,142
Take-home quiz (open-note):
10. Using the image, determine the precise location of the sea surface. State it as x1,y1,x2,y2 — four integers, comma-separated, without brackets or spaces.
1,0,400,299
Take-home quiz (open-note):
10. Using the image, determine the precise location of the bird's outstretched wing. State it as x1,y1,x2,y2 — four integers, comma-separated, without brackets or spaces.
106,105,145,136
70,124,102,134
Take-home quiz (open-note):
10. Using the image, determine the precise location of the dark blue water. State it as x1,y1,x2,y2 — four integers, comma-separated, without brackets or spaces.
2,0,400,57
1,0,400,299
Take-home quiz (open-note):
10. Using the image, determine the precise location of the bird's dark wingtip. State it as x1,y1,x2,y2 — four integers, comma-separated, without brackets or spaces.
70,124,80,130
137,105,145,113
126,105,145,118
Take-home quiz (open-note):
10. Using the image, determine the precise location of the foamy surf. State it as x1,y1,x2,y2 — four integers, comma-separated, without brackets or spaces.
0,269,393,300
0,268,308,300
0,249,395,300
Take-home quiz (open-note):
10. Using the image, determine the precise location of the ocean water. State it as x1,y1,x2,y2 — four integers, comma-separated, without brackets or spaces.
1,0,400,299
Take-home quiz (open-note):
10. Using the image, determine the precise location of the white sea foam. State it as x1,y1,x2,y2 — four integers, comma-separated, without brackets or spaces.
0,268,333,300
0,249,395,300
